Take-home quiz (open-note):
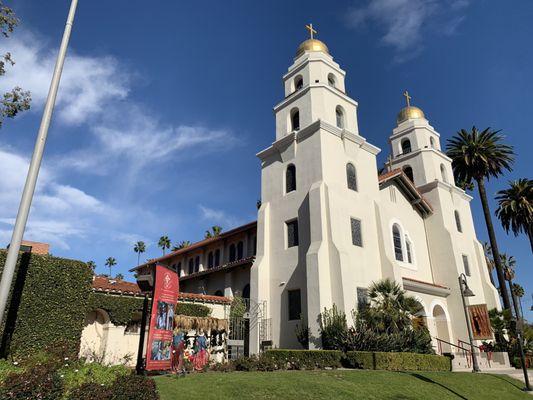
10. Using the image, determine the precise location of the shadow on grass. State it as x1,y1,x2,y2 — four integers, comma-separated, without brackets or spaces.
404,373,468,400
485,373,525,391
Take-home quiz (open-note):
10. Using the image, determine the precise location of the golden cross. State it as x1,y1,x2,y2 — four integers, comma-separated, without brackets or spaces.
403,90,412,107
305,23,317,39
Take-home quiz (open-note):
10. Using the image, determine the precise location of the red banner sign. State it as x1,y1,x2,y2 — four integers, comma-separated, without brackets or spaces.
145,264,179,371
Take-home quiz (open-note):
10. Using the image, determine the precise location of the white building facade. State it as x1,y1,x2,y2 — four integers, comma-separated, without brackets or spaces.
250,35,500,353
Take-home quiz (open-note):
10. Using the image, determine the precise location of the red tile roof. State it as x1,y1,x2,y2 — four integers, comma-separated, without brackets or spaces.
130,221,257,271
91,276,231,304
403,277,449,290
378,168,433,215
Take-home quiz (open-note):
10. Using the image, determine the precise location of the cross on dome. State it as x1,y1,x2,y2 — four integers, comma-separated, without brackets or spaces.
403,90,412,107
305,23,317,39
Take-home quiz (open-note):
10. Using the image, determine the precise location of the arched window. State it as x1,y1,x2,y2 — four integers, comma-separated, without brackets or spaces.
392,224,403,261
403,166,414,183
440,164,448,183
336,106,345,129
194,256,200,272
291,108,300,131
188,259,194,275
294,75,303,91
208,252,214,269
214,249,220,266
229,244,236,262
430,137,436,148
454,210,462,232
286,164,296,193
214,290,224,297
346,163,357,191
328,73,336,88
401,139,412,154
237,241,244,259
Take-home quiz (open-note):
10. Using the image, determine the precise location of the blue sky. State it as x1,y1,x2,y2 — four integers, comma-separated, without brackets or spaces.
0,1,531,317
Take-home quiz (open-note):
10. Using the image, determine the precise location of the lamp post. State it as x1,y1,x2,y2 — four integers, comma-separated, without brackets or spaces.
0,0,79,328
458,273,480,372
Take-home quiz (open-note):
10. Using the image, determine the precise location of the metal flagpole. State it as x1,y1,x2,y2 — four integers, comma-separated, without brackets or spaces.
0,0,79,328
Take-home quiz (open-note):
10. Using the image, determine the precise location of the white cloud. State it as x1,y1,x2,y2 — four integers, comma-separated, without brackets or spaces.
346,0,471,62
0,31,129,125
199,205,244,230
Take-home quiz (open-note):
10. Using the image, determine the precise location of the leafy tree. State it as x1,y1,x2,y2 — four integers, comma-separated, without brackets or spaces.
133,241,146,265
158,235,171,256
495,178,533,253
511,283,524,298
86,260,96,272
105,257,116,277
172,240,191,251
0,2,31,129
446,127,515,310
204,226,223,239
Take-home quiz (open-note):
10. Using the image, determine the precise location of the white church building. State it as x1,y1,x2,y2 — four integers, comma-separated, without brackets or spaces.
133,29,501,357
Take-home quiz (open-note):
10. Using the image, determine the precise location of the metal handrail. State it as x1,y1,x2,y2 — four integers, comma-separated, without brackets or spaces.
457,338,481,351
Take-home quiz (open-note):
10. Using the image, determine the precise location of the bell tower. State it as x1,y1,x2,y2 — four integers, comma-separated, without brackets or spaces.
251,25,381,352
274,24,360,141
388,91,454,188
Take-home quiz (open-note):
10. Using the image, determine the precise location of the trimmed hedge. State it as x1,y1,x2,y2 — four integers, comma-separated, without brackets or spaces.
0,250,93,359
175,302,211,317
88,292,145,326
263,349,343,370
343,351,451,372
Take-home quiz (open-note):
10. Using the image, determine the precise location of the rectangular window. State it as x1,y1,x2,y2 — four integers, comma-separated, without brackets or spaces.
462,255,471,276
286,220,299,248
351,218,362,247
357,287,369,312
288,289,301,320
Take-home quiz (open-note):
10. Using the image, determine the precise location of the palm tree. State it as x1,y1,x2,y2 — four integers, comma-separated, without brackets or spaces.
511,283,525,319
86,260,96,273
115,273,124,280
482,242,495,285
204,226,223,239
158,235,171,256
365,278,424,334
105,257,116,277
446,126,514,310
172,240,191,251
495,178,533,253
133,241,146,265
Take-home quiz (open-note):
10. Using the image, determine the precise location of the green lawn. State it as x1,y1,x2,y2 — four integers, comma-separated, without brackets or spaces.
154,370,530,400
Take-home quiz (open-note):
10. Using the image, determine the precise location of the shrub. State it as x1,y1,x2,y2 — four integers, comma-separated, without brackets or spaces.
175,303,211,317
263,350,343,370
87,293,144,326
67,382,113,400
0,359,21,384
319,305,348,351
0,250,93,359
108,374,159,400
0,361,63,400
342,351,451,372
61,363,130,395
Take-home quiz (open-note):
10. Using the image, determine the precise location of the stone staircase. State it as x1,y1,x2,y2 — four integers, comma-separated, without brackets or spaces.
451,350,514,372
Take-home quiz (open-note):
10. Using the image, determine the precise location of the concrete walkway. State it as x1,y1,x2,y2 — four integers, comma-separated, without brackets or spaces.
481,369,533,394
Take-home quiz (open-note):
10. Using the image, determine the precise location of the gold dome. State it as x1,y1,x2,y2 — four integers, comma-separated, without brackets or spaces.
296,38,329,57
397,106,425,124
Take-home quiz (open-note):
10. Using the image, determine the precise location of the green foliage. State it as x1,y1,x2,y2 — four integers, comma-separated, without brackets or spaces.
229,296,246,318
60,363,130,395
342,351,450,371
0,360,63,400
204,226,223,239
0,359,20,383
87,292,144,326
70,374,159,400
495,178,533,241
319,304,348,350
175,303,210,317
0,250,93,359
158,236,171,255
294,314,309,349
263,350,343,370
